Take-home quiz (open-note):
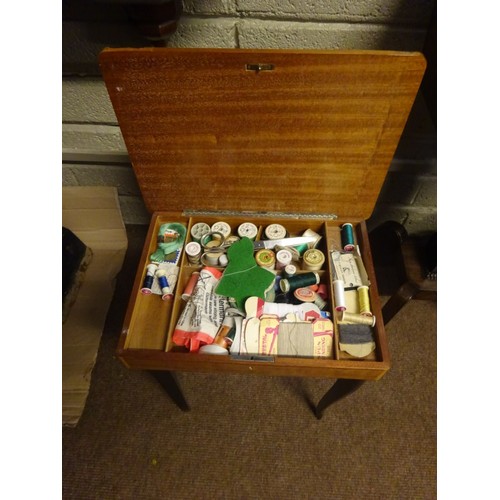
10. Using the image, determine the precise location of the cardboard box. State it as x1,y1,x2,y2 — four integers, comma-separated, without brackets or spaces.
62,187,127,426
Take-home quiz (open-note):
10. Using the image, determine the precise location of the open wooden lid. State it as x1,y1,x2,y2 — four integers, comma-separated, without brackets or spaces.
99,48,425,219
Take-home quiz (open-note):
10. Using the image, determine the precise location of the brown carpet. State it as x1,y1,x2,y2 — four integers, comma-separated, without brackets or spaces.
62,225,437,500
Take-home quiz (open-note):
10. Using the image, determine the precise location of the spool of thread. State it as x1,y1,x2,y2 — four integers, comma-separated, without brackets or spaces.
283,264,297,279
211,221,231,239
302,249,325,271
182,271,200,301
280,272,320,293
274,275,282,292
357,285,372,316
156,269,173,300
276,249,292,270
293,241,309,256
141,263,158,295
201,240,224,266
225,235,240,247
275,245,301,262
341,223,355,252
255,249,275,270
264,223,288,240
293,287,316,303
237,222,258,240
190,222,210,243
185,241,202,264
317,283,328,299
314,294,328,310
333,279,346,311
341,310,376,327
302,228,322,249
218,254,229,267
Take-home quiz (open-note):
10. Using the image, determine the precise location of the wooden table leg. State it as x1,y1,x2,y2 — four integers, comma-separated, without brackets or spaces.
150,371,190,412
314,379,365,420
382,280,421,324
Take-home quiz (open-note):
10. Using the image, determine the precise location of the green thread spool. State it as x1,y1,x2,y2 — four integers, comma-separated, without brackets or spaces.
280,272,320,293
341,223,355,252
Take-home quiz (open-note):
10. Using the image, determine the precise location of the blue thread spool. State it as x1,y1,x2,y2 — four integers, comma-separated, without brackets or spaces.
156,269,173,300
141,263,158,295
341,223,355,252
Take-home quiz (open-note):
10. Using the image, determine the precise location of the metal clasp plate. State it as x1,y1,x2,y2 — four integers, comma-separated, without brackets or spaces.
246,63,275,72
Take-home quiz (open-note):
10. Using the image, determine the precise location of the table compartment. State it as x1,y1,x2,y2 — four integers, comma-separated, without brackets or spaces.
119,213,389,379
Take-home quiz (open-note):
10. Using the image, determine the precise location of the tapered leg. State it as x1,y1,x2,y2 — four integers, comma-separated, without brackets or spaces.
314,379,365,419
382,280,421,324
150,370,190,412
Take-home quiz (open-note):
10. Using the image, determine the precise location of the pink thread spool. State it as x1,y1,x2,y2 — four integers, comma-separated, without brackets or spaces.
182,272,200,301
317,283,328,300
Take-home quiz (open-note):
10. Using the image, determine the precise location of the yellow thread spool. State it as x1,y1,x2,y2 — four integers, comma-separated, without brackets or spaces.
341,311,376,327
302,249,325,271
357,285,372,316
255,249,275,270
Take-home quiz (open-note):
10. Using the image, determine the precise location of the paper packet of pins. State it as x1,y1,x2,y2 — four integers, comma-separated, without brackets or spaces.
331,249,370,290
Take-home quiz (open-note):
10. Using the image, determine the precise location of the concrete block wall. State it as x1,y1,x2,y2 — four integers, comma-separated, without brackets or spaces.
62,0,436,233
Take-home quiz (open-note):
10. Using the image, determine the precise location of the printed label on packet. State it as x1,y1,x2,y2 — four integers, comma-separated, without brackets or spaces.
312,318,334,358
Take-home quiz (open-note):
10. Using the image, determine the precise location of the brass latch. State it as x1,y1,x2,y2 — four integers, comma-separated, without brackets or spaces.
246,63,275,72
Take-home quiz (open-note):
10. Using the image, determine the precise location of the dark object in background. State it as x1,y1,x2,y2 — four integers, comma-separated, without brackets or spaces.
418,232,437,280
369,221,438,294
62,227,93,323
369,221,409,295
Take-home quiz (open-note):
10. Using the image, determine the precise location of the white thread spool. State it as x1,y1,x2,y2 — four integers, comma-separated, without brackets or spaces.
225,235,240,247
237,222,258,240
211,221,231,239
276,249,292,270
333,279,346,311
190,222,210,243
265,223,287,240
218,254,229,267
283,264,297,278
302,228,322,249
275,245,301,262
185,241,202,264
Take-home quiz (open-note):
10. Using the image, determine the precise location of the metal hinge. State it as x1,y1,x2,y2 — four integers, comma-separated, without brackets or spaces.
182,210,338,220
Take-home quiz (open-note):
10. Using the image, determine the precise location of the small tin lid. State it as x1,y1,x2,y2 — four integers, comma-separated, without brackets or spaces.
100,48,426,219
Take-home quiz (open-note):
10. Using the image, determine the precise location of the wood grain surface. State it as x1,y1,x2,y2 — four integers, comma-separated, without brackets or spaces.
100,48,426,219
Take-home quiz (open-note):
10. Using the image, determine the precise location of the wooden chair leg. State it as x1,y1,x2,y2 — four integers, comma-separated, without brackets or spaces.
314,379,365,420
150,370,190,412
382,280,421,325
